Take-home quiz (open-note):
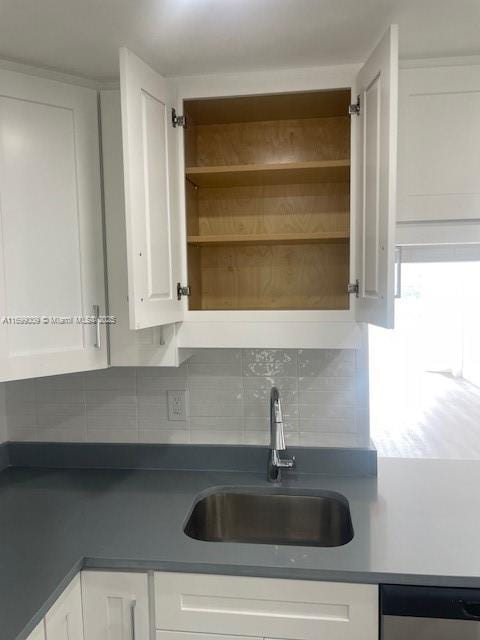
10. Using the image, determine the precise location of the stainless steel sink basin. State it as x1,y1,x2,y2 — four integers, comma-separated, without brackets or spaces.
184,488,354,547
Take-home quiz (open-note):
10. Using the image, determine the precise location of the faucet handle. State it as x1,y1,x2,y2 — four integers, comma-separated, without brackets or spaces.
277,455,295,469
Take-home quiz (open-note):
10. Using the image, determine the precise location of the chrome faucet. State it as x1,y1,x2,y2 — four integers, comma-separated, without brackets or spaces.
268,387,295,482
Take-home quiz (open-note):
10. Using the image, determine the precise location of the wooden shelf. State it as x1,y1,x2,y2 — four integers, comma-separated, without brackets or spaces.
186,160,350,188
187,231,349,246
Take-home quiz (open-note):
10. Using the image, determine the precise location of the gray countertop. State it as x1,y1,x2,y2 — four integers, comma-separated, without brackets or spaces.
2,457,480,640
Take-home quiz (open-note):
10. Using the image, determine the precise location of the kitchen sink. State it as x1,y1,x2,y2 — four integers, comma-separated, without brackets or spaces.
184,488,354,547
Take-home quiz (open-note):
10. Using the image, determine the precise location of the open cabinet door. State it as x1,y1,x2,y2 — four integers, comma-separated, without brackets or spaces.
354,25,398,328
119,48,183,329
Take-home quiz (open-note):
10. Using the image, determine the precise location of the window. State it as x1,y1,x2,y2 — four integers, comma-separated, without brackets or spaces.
369,245,480,458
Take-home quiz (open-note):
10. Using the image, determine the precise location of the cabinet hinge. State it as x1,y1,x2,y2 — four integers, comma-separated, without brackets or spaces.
172,108,187,128
348,96,360,116
177,283,191,300
347,280,359,297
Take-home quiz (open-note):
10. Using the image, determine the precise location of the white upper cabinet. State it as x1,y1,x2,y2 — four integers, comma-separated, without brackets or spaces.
354,24,398,329
397,63,480,223
119,25,398,342
0,68,107,381
119,48,183,330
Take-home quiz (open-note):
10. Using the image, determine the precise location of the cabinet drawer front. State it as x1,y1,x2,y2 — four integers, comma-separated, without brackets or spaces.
154,572,378,640
157,631,260,640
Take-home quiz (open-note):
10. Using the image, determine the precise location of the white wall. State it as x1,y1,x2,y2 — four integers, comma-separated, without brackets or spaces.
3,348,369,447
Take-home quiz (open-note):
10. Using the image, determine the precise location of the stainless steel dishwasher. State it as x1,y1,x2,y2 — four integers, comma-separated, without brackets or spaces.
382,585,480,639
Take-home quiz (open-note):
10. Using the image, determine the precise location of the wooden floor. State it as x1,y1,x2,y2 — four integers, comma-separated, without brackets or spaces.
372,372,480,459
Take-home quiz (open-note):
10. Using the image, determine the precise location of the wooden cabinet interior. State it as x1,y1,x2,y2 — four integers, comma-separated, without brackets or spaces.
184,89,351,311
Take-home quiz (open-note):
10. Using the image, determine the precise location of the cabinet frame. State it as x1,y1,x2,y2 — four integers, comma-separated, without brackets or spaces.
119,26,397,348
173,64,360,323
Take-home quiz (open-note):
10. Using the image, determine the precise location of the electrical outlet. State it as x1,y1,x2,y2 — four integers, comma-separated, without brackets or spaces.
168,389,187,421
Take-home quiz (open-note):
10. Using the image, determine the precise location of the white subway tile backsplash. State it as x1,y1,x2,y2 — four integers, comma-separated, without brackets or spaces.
84,367,136,391
299,389,355,404
139,429,188,444
299,432,362,447
87,409,137,430
190,417,243,431
37,413,86,431
243,349,298,378
36,372,84,391
299,418,355,432
2,348,369,447
36,388,85,404
137,378,185,396
190,387,243,418
5,380,36,402
87,429,138,443
243,401,298,419
8,428,38,442
244,430,269,445
243,387,298,404
299,404,355,420
242,377,298,391
244,416,299,432
188,362,243,379
36,427,87,443
190,430,244,445
85,389,136,406
298,349,356,377
187,348,242,365
136,365,187,379
298,376,355,393
6,412,37,431
137,407,170,427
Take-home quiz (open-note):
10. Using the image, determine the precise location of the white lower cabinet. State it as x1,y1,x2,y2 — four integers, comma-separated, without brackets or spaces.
81,570,150,640
154,572,378,640
26,621,46,640
44,575,84,640
27,570,378,640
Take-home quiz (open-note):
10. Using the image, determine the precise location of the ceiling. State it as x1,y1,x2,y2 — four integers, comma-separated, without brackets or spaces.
0,0,479,82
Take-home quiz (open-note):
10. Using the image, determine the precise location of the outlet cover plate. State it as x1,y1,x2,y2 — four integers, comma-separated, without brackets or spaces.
168,389,187,421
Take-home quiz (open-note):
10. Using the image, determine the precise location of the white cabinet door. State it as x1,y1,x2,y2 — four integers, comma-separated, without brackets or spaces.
0,68,107,381
354,25,398,329
45,575,84,640
397,64,480,223
81,570,150,640
119,48,183,330
27,621,46,640
100,88,182,366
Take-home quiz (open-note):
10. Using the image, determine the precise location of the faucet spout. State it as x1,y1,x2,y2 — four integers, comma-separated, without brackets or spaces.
268,387,295,482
